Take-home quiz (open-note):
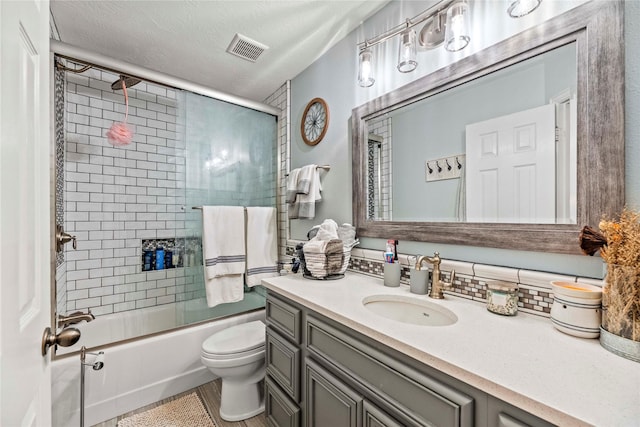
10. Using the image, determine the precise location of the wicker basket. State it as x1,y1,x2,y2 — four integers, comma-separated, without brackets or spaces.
338,250,352,275
305,248,351,279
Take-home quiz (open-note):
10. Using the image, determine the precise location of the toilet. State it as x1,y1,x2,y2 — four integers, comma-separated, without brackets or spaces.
201,320,266,421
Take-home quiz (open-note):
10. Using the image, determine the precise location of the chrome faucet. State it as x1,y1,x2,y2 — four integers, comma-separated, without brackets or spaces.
415,252,456,299
58,308,95,329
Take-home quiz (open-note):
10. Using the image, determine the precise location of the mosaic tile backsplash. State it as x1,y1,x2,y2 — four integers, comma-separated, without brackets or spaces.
286,242,602,318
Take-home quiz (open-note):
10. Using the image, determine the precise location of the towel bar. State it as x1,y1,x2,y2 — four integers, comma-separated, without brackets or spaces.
192,206,251,211
284,164,330,177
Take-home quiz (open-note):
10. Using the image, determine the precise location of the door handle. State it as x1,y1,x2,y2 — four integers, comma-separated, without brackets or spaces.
56,224,77,252
41,326,81,356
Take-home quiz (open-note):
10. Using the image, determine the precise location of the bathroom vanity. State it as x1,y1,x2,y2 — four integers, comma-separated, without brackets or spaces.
262,272,640,427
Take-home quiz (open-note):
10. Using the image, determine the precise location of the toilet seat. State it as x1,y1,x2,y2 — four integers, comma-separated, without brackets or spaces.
201,344,264,361
201,320,265,357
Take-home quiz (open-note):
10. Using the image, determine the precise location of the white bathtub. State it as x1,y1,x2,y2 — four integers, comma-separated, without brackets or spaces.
56,293,266,355
51,307,265,427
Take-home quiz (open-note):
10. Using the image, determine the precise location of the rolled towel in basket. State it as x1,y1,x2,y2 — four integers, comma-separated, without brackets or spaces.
325,240,344,274
303,238,343,278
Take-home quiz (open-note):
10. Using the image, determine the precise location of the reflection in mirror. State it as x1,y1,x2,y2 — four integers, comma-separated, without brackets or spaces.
367,43,577,224
352,1,624,254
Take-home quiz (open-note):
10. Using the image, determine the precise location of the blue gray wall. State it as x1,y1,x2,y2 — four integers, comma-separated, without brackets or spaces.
289,0,637,278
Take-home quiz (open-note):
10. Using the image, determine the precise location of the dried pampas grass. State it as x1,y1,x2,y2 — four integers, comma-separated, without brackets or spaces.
603,264,640,341
595,208,640,341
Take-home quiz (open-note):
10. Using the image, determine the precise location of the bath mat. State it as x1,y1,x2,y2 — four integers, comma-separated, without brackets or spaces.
117,392,216,427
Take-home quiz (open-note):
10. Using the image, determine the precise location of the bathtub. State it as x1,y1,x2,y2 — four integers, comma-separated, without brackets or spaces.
51,306,265,427
56,292,266,355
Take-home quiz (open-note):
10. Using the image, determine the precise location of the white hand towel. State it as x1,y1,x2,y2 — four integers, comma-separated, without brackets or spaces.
295,167,322,219
246,207,278,287
202,206,246,279
205,275,244,308
286,168,301,203
313,219,339,241
296,164,317,195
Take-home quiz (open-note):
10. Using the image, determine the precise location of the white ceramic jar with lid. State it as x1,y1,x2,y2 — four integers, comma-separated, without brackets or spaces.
550,281,602,338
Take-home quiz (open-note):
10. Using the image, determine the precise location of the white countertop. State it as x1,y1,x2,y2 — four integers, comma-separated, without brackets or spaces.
263,271,640,427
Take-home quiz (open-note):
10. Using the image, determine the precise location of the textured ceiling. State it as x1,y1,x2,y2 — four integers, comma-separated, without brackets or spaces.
50,0,390,102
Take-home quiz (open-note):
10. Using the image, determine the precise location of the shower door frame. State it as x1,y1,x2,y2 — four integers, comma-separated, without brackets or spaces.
50,40,282,359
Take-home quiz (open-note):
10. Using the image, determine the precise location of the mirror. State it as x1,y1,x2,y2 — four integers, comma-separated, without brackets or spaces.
367,43,577,224
352,1,624,254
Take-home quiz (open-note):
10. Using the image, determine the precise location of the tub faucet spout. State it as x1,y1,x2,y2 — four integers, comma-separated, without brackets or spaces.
58,308,95,329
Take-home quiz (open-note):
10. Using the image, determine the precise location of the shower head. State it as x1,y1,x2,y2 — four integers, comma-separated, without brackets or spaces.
111,74,141,90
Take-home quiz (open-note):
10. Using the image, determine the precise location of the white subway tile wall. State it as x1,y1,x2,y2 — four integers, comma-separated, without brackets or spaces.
58,64,283,319
264,81,289,260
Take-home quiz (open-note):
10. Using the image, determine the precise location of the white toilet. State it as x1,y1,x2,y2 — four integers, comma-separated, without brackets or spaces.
200,320,266,421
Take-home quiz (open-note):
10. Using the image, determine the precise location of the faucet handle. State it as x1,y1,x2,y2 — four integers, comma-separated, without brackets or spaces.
441,269,456,290
448,269,456,285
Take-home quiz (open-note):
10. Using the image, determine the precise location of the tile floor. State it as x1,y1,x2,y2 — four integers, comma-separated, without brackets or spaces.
92,379,266,427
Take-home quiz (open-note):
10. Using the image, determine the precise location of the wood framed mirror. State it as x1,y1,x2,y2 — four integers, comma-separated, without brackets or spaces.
351,0,624,255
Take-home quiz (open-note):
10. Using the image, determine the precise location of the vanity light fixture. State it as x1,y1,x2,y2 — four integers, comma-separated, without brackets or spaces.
507,0,542,18
397,23,418,73
357,0,543,87
358,46,375,87
356,0,470,87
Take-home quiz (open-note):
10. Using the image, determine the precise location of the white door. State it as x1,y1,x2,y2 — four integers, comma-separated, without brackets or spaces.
465,104,556,223
1,1,52,426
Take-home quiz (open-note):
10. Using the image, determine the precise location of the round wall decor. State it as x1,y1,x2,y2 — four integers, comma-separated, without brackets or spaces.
301,97,329,146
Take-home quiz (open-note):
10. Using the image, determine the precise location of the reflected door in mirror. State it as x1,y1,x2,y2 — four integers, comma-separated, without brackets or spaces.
465,104,556,223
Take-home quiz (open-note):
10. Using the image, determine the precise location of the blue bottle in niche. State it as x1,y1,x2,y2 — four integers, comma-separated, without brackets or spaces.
155,246,165,270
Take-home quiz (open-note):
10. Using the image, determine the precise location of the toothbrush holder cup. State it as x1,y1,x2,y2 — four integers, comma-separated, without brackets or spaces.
383,263,401,287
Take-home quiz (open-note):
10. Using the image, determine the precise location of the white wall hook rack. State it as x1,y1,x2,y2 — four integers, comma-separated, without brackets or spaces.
425,154,465,182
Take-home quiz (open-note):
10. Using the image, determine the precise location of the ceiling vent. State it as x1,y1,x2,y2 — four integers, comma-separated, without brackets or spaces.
226,33,269,62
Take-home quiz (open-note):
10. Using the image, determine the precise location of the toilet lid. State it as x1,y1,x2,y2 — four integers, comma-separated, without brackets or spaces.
202,320,265,355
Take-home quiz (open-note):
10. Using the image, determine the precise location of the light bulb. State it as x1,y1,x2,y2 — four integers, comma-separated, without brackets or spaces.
358,48,375,87
445,1,471,52
397,27,417,73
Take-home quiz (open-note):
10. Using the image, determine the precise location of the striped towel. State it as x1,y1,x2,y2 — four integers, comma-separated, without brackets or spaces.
202,206,246,279
245,207,278,287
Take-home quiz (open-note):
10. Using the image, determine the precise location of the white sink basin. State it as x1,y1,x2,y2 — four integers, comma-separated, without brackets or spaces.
363,295,458,326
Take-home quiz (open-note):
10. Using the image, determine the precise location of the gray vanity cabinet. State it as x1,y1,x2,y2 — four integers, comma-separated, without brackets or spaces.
265,290,555,427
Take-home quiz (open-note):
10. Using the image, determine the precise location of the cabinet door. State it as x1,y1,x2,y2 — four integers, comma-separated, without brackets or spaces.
363,401,404,427
305,358,362,427
267,327,301,401
488,397,555,427
266,293,302,343
265,377,300,427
